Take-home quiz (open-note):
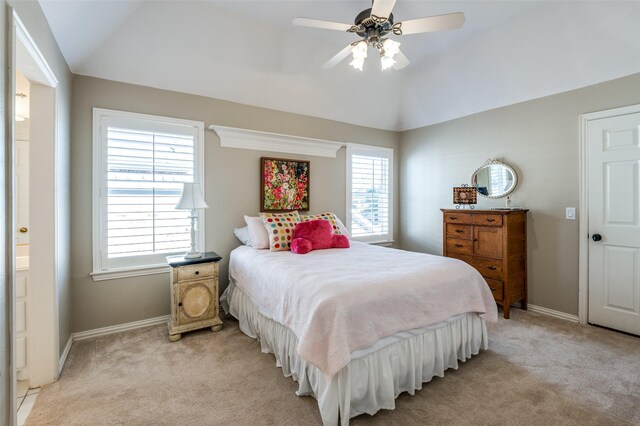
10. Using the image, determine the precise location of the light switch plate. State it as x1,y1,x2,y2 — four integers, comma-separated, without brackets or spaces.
566,207,576,220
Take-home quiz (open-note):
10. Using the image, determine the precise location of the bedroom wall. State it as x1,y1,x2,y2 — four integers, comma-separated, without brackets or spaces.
70,75,399,333
399,72,640,316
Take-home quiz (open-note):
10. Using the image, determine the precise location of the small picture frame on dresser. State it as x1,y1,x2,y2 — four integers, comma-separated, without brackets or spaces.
453,186,477,209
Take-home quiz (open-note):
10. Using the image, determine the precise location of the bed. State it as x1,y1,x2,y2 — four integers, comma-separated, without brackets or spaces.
222,241,497,425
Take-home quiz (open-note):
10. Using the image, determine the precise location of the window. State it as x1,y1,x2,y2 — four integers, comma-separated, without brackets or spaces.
346,144,393,243
92,108,205,280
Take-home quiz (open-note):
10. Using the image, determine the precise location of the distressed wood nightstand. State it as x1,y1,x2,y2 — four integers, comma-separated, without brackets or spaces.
166,251,223,342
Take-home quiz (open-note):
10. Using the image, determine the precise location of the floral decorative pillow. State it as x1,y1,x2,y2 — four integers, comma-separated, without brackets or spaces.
301,212,342,235
260,211,301,251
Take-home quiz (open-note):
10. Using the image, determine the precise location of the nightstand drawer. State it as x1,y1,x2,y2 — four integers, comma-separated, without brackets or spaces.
177,262,217,281
446,238,473,254
446,224,472,239
484,278,503,301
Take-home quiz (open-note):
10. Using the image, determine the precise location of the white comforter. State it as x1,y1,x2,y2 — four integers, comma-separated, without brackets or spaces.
229,242,497,378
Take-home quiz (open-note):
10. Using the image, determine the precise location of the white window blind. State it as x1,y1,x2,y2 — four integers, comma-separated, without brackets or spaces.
93,109,205,279
347,144,393,243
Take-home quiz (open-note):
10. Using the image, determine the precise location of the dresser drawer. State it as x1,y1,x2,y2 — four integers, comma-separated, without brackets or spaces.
177,262,217,281
472,214,503,226
446,224,472,239
446,238,473,254
484,278,503,301
473,257,503,280
448,253,503,280
444,213,472,224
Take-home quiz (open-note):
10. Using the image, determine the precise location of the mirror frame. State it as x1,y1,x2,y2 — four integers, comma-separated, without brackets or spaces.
471,159,518,199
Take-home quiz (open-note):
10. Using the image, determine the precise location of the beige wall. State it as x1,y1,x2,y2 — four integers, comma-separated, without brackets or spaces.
399,72,640,316
71,75,399,333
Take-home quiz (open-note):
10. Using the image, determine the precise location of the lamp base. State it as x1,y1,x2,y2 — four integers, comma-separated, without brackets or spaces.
184,250,202,259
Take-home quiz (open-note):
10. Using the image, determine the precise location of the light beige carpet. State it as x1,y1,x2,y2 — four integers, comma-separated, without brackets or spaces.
26,310,639,425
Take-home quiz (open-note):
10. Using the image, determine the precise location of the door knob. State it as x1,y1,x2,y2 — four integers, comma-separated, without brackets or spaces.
19,227,28,233
592,234,602,242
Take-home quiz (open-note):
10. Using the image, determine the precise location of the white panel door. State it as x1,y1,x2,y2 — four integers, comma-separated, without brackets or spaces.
588,112,640,335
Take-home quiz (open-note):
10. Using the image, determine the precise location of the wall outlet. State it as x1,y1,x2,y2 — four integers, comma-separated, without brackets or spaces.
566,207,576,220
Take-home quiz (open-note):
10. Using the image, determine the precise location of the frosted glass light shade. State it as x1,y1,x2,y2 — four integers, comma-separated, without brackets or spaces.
176,183,208,209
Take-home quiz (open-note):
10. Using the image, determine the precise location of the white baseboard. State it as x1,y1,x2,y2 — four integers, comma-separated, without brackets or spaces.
527,304,579,323
59,335,73,375
73,315,170,341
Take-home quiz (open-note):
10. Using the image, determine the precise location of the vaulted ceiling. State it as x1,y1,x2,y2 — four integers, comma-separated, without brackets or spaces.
39,1,640,131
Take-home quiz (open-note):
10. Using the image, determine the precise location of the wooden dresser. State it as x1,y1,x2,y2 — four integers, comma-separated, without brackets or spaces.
441,209,528,318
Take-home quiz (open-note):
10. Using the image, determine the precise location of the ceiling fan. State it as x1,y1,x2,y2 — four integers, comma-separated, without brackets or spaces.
293,0,465,71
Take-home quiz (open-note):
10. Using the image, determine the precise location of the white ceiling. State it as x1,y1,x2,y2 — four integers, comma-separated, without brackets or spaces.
39,0,640,131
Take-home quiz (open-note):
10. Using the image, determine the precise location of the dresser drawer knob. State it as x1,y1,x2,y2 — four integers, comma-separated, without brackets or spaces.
449,216,457,220
487,266,497,271
195,271,200,275
455,229,464,233
454,244,464,248
486,218,495,222
178,302,183,307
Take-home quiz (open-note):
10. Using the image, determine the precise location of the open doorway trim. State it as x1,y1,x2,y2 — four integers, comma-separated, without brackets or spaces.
10,6,60,396
578,103,640,326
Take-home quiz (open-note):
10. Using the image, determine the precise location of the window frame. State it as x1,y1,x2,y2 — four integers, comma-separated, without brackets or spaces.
346,143,394,244
91,108,205,281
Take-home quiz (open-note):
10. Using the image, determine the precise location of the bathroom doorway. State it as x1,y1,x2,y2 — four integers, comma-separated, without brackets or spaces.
10,11,60,425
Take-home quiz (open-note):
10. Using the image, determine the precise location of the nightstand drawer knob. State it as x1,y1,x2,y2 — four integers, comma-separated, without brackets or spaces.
449,216,457,220
178,302,183,307
455,229,463,233
455,244,464,248
487,266,497,271
486,218,495,222
195,271,200,275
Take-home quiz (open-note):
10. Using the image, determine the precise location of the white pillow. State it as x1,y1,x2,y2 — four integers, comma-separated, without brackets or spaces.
334,215,351,239
234,226,253,246
244,215,270,249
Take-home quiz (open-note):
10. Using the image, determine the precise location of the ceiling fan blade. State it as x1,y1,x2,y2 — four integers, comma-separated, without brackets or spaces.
371,0,396,20
392,50,410,70
398,12,465,35
293,17,352,32
322,44,353,69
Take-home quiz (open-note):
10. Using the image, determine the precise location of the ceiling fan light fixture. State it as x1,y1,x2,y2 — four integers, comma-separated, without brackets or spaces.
294,0,465,71
382,38,400,57
380,54,396,71
350,57,365,71
350,40,368,71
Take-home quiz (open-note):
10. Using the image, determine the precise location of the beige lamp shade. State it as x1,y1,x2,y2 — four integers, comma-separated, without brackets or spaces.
176,183,208,209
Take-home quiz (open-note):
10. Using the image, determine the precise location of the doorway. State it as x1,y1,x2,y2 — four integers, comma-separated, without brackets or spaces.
9,10,60,425
579,104,640,336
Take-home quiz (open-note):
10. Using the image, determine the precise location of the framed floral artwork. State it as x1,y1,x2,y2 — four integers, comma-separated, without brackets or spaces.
260,157,310,212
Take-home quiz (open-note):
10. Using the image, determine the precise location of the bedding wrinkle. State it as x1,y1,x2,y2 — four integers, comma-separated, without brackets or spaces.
230,242,497,378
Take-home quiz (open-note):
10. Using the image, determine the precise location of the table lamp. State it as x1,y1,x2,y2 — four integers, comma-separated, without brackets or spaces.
175,182,208,259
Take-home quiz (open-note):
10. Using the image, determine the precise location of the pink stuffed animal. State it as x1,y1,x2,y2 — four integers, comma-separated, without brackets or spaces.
290,219,350,255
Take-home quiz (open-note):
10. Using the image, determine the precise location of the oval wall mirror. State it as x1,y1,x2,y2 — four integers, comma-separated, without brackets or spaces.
471,159,518,198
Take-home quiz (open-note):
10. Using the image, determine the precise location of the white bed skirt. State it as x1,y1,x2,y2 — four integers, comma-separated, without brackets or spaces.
222,280,489,426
